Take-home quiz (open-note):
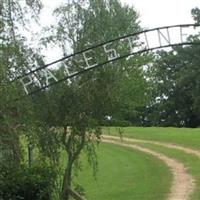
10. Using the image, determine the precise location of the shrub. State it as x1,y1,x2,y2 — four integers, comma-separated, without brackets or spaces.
0,163,57,200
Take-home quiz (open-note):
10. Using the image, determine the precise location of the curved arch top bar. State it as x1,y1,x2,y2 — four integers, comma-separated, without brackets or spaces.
15,24,200,95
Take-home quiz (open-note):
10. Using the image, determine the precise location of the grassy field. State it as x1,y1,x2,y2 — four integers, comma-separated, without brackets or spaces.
101,126,200,200
103,127,200,149
23,126,200,199
75,143,172,200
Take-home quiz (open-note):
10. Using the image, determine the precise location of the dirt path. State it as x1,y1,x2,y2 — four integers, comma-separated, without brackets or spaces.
102,136,195,200
103,135,200,158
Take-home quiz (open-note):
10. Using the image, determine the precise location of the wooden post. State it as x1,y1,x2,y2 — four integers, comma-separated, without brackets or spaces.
28,144,33,167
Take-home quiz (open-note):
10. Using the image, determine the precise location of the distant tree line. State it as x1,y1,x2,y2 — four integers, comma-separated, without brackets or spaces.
110,8,200,128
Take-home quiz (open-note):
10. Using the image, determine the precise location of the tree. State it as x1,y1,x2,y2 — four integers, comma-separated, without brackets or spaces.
192,7,200,24
146,8,200,127
0,1,63,199
0,0,44,185
37,0,150,199
146,42,200,127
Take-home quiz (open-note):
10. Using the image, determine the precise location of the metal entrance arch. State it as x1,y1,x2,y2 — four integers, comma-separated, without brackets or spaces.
13,24,200,95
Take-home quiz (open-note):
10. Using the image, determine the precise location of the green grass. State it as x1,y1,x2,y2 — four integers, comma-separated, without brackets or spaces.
103,127,200,149
75,143,172,200
22,126,200,199
135,143,200,200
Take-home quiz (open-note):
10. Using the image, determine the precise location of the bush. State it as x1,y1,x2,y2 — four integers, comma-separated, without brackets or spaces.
0,163,56,200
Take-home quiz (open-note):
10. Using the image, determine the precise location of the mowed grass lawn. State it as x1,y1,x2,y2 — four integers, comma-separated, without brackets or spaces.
75,143,172,200
103,127,200,149
101,127,200,199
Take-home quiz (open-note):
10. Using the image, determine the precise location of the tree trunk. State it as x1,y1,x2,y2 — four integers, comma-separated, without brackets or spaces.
61,154,73,200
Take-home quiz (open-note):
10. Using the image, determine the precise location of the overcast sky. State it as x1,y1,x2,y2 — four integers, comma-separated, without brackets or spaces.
41,0,200,28
121,0,200,28
39,0,200,62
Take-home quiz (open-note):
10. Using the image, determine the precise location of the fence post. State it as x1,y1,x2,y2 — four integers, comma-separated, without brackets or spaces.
28,144,33,167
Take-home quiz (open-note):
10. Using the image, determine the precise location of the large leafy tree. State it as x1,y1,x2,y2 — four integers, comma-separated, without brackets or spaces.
146,48,200,127
0,0,43,172
50,0,150,122
145,8,200,127
36,0,150,199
